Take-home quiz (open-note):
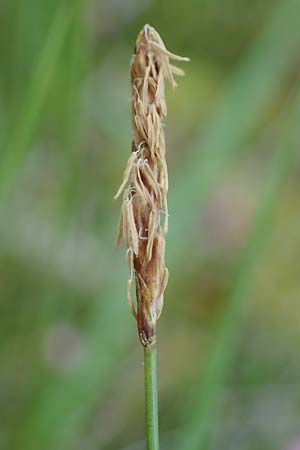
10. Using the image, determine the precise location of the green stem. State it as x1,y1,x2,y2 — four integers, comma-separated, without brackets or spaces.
144,345,159,450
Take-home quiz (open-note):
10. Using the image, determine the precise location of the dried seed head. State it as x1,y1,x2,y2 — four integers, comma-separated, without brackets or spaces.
115,25,189,347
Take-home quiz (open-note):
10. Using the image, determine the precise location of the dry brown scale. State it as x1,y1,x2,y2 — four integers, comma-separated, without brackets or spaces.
115,25,189,347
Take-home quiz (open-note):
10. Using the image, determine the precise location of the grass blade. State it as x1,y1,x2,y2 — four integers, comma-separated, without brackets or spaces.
169,0,300,258
0,3,72,197
176,92,300,450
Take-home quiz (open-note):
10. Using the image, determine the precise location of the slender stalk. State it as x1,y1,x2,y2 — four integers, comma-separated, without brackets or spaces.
115,25,187,450
144,345,159,450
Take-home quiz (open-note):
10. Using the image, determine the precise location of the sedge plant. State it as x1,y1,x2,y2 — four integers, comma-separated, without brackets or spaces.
114,25,188,450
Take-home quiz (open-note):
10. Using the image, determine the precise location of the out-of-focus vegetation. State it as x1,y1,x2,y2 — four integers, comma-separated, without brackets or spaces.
1,1,300,450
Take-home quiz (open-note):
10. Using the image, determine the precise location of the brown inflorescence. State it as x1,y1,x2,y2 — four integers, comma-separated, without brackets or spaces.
115,25,188,346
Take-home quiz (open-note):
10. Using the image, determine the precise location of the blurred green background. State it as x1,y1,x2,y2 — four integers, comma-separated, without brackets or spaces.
1,1,300,449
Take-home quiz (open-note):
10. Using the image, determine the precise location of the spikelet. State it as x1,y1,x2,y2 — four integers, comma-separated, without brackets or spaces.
115,25,189,346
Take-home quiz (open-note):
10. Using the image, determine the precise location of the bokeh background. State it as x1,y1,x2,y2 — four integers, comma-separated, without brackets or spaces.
1,1,300,449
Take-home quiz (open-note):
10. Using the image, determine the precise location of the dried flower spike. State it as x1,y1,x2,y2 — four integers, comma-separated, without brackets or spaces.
115,25,189,347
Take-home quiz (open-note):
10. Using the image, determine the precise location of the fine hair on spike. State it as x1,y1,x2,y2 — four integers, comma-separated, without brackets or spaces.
115,24,189,347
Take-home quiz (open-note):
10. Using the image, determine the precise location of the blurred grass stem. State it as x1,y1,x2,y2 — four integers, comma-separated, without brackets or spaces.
0,3,71,198
144,345,159,450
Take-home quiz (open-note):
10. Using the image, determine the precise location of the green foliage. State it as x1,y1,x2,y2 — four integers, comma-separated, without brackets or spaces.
0,1,300,450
